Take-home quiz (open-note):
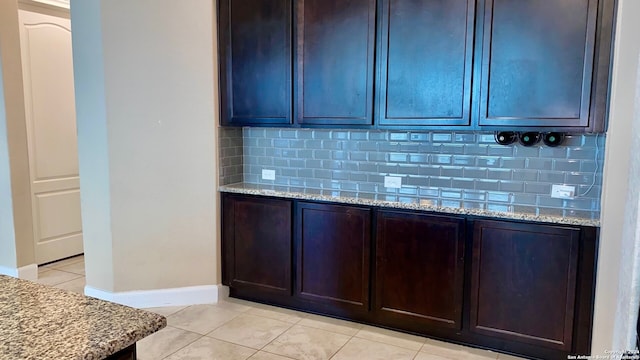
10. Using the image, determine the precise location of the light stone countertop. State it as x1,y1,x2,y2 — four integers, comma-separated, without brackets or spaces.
219,183,600,227
0,275,166,360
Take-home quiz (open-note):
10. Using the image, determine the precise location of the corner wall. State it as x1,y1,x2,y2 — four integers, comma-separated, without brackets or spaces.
0,0,36,271
72,0,219,305
593,0,640,353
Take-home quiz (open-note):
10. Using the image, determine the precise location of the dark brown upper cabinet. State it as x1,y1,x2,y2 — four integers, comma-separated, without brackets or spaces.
294,0,376,126
470,220,580,351
218,0,292,126
376,0,475,127
218,0,615,131
476,0,599,128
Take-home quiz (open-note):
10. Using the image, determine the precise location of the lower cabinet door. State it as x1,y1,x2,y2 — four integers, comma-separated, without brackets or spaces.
375,210,465,331
296,202,371,313
222,194,292,297
470,220,580,351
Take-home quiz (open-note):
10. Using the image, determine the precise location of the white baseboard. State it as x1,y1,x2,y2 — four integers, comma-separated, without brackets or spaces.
0,264,38,281
84,284,225,309
18,264,38,281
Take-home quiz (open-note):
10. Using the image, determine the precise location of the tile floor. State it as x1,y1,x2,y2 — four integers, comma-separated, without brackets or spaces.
38,255,526,360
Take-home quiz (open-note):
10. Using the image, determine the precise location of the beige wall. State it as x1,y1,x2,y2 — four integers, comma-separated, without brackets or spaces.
0,0,36,269
212,0,221,285
73,0,218,292
593,0,640,353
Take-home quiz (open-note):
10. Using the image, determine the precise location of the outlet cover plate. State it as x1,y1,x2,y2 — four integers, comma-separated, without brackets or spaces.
384,176,402,188
551,184,575,199
262,169,276,181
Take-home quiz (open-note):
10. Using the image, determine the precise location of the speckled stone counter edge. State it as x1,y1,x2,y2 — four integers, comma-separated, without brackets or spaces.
0,275,167,360
219,184,600,227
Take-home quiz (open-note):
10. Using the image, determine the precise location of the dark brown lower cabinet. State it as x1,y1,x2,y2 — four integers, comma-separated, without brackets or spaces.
470,220,580,351
296,202,371,316
375,210,465,332
222,194,293,298
106,344,136,360
221,193,599,360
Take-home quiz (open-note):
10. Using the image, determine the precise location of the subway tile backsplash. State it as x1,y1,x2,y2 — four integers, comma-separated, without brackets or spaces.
218,127,243,185
222,127,605,220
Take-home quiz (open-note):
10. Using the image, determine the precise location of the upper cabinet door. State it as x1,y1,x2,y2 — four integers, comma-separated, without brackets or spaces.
377,0,475,127
219,0,292,126
478,0,598,127
295,0,376,126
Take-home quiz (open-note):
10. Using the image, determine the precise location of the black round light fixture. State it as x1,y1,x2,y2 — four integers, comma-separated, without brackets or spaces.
542,132,565,147
494,131,517,145
518,132,541,147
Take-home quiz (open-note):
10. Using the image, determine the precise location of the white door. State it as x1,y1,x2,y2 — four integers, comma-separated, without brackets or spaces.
18,10,83,264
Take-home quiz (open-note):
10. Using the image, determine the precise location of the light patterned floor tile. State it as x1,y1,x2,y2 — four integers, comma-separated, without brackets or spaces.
214,298,255,313
163,336,256,360
421,339,498,359
208,314,292,349
297,314,362,336
54,277,86,294
414,352,456,360
37,269,83,286
168,304,241,335
37,259,524,360
331,337,417,360
249,351,295,360
354,325,425,351
145,305,188,317
262,325,350,360
248,304,307,324
136,326,201,360
54,260,85,275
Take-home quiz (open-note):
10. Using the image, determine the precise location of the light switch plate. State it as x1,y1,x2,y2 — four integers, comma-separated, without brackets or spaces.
262,169,276,181
384,176,402,188
551,184,575,199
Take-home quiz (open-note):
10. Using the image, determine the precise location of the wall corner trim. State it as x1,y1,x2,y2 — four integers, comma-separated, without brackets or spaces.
0,264,38,281
84,284,223,308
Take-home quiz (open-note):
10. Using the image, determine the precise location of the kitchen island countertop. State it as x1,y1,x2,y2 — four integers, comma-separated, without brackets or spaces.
220,182,600,227
0,275,166,360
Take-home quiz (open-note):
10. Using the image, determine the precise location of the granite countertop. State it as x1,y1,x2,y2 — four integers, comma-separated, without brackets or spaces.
219,183,600,227
0,275,166,360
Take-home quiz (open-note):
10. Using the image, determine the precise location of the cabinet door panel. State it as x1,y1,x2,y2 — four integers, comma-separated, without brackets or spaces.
377,0,475,126
478,0,598,127
219,0,292,125
295,0,376,125
296,202,371,311
376,210,465,330
470,220,580,351
222,195,292,295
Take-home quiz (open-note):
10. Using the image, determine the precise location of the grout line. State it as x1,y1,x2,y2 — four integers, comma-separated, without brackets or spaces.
200,313,244,338
257,321,296,351
256,348,298,360
158,326,202,360
53,276,85,287
37,272,84,286
327,332,356,360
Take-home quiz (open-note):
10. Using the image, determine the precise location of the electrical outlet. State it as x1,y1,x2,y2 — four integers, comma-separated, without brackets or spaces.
261,169,276,181
384,176,402,188
551,184,575,199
